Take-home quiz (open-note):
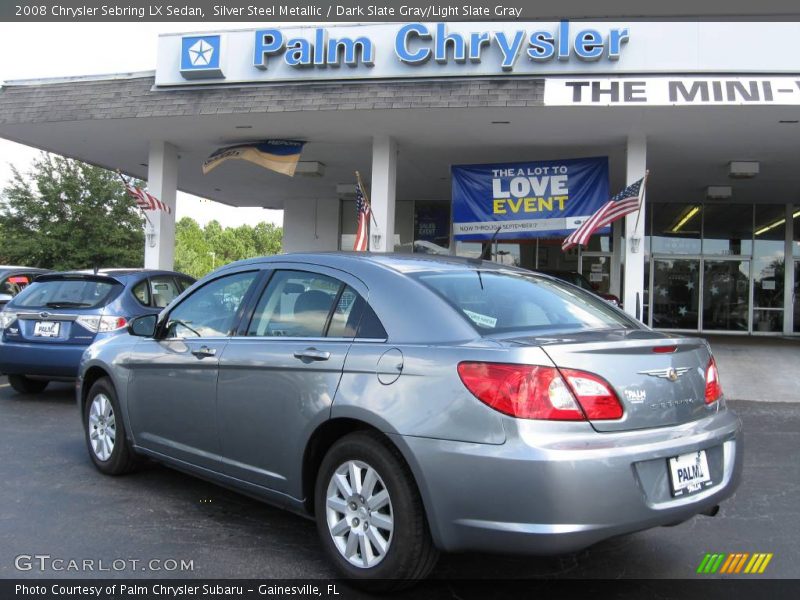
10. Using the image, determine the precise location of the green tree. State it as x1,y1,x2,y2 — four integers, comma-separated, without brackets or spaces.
0,153,145,269
174,217,213,278
251,222,283,256
174,217,283,279
0,220,7,263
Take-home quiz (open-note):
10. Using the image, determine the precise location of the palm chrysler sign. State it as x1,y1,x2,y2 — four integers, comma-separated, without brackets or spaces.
158,22,800,87
166,21,631,85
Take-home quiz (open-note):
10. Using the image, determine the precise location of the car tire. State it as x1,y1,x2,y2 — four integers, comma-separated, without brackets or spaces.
83,377,139,475
8,375,49,394
314,431,439,590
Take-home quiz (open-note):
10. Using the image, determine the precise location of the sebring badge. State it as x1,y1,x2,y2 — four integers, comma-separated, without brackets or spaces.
638,367,689,382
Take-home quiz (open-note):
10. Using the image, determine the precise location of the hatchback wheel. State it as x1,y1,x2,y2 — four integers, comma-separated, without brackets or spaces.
8,374,49,394
314,431,438,589
84,377,138,475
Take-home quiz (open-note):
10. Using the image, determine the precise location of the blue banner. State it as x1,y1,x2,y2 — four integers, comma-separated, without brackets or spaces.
452,157,609,241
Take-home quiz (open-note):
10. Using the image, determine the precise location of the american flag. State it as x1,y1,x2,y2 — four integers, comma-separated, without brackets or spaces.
353,180,371,252
123,180,172,214
562,176,645,251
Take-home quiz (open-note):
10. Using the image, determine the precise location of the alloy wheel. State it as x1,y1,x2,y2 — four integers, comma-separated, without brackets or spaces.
88,393,116,461
325,459,394,568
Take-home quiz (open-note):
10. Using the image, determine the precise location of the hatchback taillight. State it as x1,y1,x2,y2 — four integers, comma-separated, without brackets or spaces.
0,311,17,331
457,362,623,421
75,315,128,333
705,357,722,404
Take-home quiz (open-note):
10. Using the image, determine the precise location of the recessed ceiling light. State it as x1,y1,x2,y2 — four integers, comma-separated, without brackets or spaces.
295,161,325,177
729,161,759,178
706,185,732,199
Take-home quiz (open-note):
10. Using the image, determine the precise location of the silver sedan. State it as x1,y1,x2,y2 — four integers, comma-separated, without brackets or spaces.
77,253,742,588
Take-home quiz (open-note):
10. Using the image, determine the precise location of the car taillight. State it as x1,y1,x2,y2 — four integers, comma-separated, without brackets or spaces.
75,315,128,333
559,368,625,420
0,311,17,331
705,357,722,404
457,362,623,421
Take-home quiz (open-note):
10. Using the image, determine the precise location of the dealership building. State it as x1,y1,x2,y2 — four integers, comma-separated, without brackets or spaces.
0,21,799,335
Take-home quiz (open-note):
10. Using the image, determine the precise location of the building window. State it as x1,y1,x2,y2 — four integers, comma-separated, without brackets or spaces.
650,203,702,255
702,204,753,256
753,205,786,332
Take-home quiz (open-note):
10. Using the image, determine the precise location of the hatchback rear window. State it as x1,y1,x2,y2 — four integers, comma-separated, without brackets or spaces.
12,278,121,309
413,270,635,335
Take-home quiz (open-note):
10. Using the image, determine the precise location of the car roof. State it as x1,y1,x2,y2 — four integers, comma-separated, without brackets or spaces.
0,266,50,272
220,252,526,275
34,268,192,283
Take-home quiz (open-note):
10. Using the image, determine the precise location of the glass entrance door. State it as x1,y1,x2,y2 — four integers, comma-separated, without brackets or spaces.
702,259,751,332
794,261,800,333
651,258,700,330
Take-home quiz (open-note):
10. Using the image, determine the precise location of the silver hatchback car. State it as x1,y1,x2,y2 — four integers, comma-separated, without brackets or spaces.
77,253,742,586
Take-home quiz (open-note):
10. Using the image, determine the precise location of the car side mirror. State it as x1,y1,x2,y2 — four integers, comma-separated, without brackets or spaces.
128,314,158,338
0,293,12,303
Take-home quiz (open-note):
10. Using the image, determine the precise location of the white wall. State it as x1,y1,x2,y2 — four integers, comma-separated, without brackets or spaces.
282,198,340,254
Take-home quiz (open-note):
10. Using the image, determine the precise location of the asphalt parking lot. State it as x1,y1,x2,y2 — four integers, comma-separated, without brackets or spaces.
1,376,798,583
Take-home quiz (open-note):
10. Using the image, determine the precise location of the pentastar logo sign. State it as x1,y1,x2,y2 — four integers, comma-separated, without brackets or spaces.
180,35,223,79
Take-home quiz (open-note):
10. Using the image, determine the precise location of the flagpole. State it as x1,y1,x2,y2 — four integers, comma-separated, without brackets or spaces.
633,169,649,233
355,170,379,228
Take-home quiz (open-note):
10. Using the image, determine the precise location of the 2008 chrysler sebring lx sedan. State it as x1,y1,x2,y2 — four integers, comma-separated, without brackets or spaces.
77,253,742,587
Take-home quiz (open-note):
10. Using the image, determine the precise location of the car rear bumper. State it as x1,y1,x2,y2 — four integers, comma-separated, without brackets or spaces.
0,340,89,378
395,407,742,554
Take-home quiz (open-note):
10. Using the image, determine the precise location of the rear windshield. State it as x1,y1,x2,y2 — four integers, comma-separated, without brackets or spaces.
413,270,635,335
12,278,121,309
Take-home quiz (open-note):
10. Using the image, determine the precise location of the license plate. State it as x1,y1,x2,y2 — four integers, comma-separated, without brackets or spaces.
668,450,712,497
34,321,60,337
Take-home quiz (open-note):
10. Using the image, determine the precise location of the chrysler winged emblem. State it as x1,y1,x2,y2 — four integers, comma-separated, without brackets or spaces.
638,367,689,382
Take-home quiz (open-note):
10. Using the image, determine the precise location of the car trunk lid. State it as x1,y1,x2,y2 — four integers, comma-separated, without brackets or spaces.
497,329,715,432
9,274,123,346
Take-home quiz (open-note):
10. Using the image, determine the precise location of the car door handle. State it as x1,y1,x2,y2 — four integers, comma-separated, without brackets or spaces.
191,346,217,358
293,348,331,362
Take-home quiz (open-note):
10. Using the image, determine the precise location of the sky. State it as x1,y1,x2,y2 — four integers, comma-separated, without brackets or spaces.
0,22,291,228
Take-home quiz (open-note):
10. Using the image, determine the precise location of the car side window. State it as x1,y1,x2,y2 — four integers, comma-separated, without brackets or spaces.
327,287,387,339
0,277,16,296
166,271,257,338
247,270,342,338
1,274,32,297
355,301,388,339
176,277,194,292
132,280,149,305
149,276,182,308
